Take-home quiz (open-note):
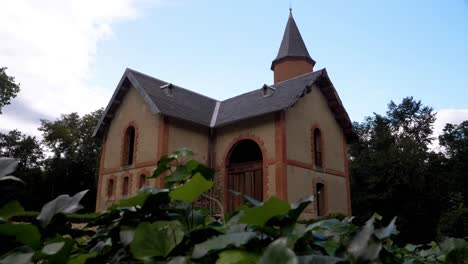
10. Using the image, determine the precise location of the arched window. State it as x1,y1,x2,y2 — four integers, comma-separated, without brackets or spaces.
313,128,323,167
107,179,114,198
139,174,146,189
316,183,325,216
122,176,129,196
122,126,136,166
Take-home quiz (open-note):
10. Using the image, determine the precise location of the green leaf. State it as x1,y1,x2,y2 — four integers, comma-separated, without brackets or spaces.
42,242,65,255
0,223,41,249
151,155,176,179
37,190,88,227
0,157,18,177
372,212,383,221
0,201,24,220
192,232,256,259
229,190,261,206
168,256,191,264
239,196,290,226
314,239,339,256
130,221,184,259
67,252,97,264
216,250,260,264
118,192,150,207
289,195,314,220
185,160,200,171
297,254,344,264
259,238,297,264
170,147,194,159
374,216,399,239
0,251,34,264
165,166,191,183
169,173,213,203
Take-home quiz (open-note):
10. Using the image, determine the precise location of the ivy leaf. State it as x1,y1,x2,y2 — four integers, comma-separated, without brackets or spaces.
297,254,344,264
259,238,298,264
169,173,213,203
165,166,191,183
0,200,24,220
216,250,260,264
0,250,34,264
0,157,17,177
374,217,399,239
192,232,256,259
130,221,184,259
239,196,290,226
289,195,314,220
151,155,176,179
67,252,97,264
0,223,41,249
37,190,88,228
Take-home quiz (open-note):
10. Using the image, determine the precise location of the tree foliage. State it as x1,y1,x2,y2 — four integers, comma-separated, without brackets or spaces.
0,150,467,264
0,67,20,114
350,97,467,243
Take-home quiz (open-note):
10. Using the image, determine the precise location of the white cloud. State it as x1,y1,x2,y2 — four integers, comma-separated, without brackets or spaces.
0,0,161,136
431,109,468,151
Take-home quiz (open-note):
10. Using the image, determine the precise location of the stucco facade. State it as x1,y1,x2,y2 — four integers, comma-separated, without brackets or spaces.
94,11,354,217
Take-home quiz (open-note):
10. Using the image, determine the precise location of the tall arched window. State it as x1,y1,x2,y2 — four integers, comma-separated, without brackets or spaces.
316,183,325,216
107,179,114,198
313,128,323,167
122,176,129,196
123,126,136,166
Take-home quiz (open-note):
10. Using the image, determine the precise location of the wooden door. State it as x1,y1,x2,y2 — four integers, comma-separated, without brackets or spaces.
227,161,263,212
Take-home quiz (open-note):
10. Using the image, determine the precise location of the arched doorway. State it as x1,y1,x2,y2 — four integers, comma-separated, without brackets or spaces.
226,139,263,212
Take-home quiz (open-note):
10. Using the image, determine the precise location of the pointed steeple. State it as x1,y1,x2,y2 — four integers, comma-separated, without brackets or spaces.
271,10,315,83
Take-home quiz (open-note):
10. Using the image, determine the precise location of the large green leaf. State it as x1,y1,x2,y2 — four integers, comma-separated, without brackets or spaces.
0,223,41,249
313,239,339,256
169,147,194,159
0,251,34,264
216,250,260,264
130,221,184,259
374,216,399,239
297,254,344,264
151,155,176,179
37,190,88,227
117,192,150,208
169,173,213,203
192,232,256,259
165,166,191,183
67,252,97,264
0,157,17,177
259,238,298,264
42,242,65,255
239,196,290,226
289,195,314,220
0,200,24,220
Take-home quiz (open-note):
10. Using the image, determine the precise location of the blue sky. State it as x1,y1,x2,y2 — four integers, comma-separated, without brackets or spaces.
1,0,467,138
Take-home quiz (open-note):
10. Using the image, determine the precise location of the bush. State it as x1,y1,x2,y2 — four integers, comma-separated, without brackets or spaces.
438,207,468,239
0,150,467,263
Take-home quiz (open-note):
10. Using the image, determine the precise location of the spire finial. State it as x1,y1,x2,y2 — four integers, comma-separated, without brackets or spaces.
289,1,292,15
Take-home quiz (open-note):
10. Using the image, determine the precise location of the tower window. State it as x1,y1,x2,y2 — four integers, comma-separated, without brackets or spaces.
107,179,114,198
313,128,323,167
122,176,129,196
123,126,136,166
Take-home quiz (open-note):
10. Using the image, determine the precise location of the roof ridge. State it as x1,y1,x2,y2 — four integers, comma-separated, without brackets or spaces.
127,68,219,102
272,69,324,86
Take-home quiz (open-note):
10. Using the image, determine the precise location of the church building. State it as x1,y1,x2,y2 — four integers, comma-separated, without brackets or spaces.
93,11,355,217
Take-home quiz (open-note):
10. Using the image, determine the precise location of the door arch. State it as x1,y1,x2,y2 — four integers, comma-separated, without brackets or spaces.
225,139,264,212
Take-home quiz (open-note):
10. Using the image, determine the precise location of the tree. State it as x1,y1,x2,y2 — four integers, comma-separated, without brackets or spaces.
0,67,20,114
0,130,44,209
39,109,103,211
349,97,442,243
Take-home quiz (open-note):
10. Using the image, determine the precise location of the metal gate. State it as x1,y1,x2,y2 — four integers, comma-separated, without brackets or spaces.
227,161,263,212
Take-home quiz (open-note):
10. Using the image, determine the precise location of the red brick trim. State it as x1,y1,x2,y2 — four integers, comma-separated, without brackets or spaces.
275,111,288,200
121,121,138,166
156,115,169,187
311,124,325,170
343,135,352,215
222,134,269,209
137,168,150,189
285,159,346,178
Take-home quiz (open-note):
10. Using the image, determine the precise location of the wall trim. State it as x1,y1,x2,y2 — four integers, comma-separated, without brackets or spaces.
285,159,346,178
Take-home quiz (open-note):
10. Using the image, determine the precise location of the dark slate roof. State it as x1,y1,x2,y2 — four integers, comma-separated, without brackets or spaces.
93,68,356,142
271,11,315,70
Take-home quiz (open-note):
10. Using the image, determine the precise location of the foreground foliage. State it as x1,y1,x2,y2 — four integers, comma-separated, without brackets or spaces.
1,150,467,263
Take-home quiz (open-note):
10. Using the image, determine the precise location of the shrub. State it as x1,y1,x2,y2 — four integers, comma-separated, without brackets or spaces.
0,150,467,263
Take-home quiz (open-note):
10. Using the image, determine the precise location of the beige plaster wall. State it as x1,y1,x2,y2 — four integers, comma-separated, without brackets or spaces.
285,84,345,172
168,119,209,164
103,86,159,169
325,175,348,214
97,165,157,211
214,114,276,200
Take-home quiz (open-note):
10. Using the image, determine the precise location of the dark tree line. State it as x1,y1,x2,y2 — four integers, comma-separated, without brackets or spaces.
0,110,103,211
350,97,467,243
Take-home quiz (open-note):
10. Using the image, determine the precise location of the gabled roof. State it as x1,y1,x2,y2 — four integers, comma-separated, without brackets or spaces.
93,68,356,142
271,11,315,70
